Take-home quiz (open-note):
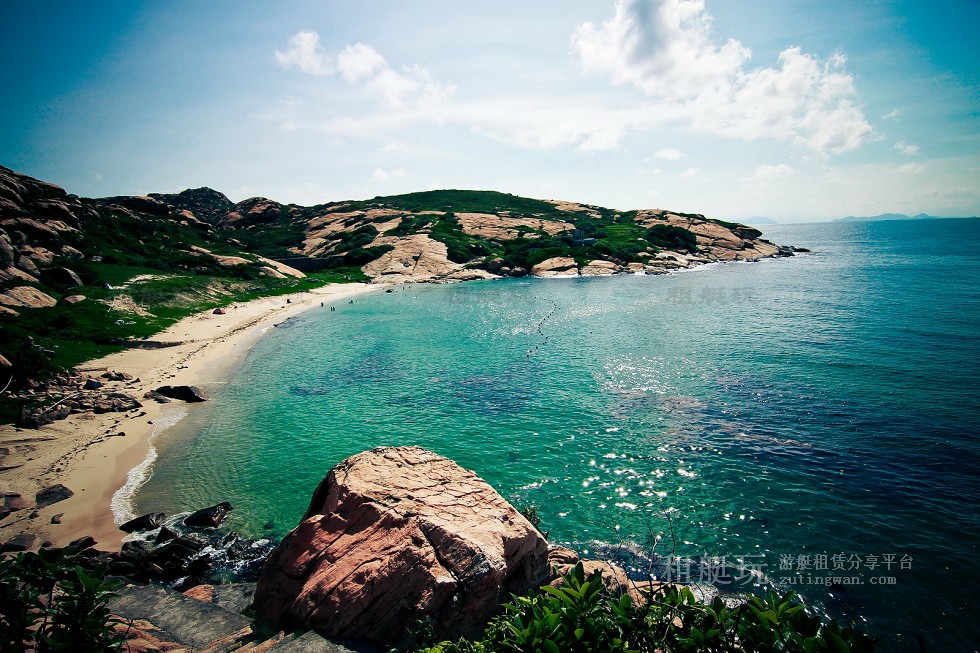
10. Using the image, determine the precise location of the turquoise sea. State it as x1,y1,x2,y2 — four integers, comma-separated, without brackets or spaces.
133,218,980,651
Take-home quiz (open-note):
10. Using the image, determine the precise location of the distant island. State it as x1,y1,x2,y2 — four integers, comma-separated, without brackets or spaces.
739,216,780,225
833,212,978,223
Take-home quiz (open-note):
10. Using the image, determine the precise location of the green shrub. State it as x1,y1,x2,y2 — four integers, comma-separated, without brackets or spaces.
343,245,395,266
645,225,699,253
418,563,877,653
0,548,127,652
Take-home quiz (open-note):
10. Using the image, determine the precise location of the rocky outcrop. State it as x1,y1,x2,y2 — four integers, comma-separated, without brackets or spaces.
456,213,574,241
254,446,550,646
580,259,622,276
531,256,579,277
637,210,783,263
361,233,496,284
0,286,58,309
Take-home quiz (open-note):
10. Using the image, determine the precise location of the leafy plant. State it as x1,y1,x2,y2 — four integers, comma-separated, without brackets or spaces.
0,548,128,652
418,563,877,653
644,225,699,253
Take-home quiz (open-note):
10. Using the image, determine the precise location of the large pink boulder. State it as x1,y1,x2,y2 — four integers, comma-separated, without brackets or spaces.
254,446,550,646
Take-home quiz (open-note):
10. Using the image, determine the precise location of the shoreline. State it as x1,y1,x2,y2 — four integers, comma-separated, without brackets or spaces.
0,282,381,552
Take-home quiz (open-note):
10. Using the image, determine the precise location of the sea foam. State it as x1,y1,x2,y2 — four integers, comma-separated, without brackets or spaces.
110,405,188,525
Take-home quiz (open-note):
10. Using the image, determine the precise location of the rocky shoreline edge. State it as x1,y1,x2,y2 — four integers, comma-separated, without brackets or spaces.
3,446,670,652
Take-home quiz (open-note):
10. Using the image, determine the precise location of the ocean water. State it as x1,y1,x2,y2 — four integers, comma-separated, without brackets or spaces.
133,218,980,651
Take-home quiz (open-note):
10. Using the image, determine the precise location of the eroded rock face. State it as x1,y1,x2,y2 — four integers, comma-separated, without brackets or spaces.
254,446,550,646
0,285,58,309
456,213,574,241
361,233,495,284
530,256,579,277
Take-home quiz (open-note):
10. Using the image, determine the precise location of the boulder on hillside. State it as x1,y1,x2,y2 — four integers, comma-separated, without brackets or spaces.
156,385,210,402
47,266,84,286
0,286,58,309
254,446,550,647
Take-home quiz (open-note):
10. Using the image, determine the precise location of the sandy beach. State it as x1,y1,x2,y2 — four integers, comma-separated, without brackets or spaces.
0,282,380,552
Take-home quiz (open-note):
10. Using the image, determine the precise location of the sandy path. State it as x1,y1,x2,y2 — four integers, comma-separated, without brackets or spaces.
0,282,380,551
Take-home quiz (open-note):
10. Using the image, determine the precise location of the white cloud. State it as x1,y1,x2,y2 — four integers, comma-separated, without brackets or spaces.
679,166,700,178
883,109,901,120
746,163,794,184
370,167,408,183
898,162,924,175
572,0,873,154
276,34,454,110
275,31,332,76
651,147,684,160
894,140,920,156
336,43,387,83
578,124,626,151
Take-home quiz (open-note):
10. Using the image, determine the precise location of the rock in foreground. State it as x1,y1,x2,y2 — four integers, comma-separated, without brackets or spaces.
254,446,550,646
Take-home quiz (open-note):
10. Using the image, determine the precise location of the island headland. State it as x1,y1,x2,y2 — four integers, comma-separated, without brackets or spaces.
0,162,802,598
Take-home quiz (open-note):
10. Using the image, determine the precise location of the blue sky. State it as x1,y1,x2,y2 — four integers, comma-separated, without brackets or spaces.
1,0,977,221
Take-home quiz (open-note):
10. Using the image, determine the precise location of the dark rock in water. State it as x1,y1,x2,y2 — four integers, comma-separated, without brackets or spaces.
119,511,166,533
143,390,171,404
156,385,210,402
156,525,179,544
36,483,73,507
263,520,275,530
2,533,36,552
120,540,152,565
152,536,206,566
66,535,97,553
183,501,233,528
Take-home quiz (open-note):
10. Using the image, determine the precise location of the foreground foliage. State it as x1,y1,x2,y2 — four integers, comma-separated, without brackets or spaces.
418,563,876,653
0,548,127,652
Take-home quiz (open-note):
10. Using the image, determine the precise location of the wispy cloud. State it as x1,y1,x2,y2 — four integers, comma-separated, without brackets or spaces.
745,163,794,184
370,167,408,183
571,0,873,154
276,33,454,110
894,140,920,156
651,147,684,160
